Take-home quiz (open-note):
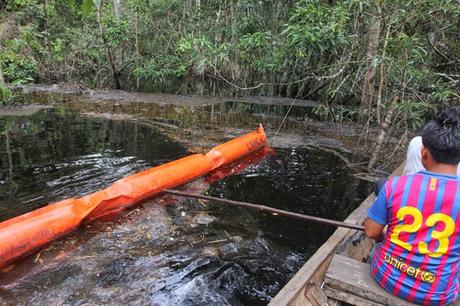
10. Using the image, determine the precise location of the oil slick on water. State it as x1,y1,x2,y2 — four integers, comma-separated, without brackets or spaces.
0,107,372,305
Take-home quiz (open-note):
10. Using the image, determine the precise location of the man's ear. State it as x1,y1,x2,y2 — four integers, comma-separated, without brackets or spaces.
420,145,431,169
421,145,428,160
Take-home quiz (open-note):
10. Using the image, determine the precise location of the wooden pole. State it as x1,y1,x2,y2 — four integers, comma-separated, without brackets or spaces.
163,189,365,231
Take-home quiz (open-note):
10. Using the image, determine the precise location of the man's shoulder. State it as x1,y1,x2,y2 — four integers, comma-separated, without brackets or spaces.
382,174,426,195
385,172,459,198
382,175,413,188
386,171,452,184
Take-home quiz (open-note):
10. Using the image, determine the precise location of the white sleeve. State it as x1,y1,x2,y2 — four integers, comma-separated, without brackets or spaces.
403,136,426,175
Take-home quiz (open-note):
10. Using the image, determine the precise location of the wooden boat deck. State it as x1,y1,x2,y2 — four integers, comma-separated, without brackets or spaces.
324,254,415,306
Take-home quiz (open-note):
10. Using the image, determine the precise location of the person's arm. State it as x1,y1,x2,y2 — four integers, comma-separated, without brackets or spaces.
364,218,385,241
366,183,388,241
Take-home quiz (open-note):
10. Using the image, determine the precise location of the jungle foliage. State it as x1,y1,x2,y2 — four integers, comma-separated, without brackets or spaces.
0,0,459,127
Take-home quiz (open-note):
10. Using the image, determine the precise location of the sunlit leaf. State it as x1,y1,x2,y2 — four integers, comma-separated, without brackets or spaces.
81,0,94,15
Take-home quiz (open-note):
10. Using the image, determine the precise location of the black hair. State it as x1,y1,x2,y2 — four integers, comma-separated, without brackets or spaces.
422,106,460,165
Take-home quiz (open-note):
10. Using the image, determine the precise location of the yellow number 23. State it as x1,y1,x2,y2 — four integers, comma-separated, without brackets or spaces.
390,207,455,258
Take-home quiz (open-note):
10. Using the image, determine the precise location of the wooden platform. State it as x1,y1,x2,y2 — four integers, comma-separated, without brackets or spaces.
324,254,459,306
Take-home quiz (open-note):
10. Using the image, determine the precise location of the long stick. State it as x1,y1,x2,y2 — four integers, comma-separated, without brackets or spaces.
164,189,365,231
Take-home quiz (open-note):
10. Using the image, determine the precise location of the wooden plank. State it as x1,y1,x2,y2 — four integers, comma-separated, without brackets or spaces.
304,282,329,306
338,230,374,262
324,286,384,306
269,163,405,306
326,283,460,306
324,254,415,306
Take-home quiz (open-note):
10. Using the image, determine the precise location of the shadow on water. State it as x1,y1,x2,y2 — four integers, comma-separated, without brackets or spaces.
0,107,372,305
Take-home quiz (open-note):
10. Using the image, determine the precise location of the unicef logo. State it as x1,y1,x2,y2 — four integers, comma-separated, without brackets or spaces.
421,271,436,283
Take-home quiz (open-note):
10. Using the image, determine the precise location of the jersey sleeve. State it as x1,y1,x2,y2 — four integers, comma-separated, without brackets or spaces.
368,186,388,225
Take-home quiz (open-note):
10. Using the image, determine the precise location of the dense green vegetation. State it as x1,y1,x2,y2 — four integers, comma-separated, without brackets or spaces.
0,0,459,127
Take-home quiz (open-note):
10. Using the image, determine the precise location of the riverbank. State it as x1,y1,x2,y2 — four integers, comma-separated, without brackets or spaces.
3,84,407,176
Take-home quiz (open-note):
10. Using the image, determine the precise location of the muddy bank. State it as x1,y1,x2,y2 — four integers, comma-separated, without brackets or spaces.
0,105,51,117
9,84,319,107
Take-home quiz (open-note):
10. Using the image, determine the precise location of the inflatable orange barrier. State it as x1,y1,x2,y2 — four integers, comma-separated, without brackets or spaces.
0,126,267,269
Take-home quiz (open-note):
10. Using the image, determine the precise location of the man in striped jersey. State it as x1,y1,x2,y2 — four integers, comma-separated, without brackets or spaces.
365,107,460,305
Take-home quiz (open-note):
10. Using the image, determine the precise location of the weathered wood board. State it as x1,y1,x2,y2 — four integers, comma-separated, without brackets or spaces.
324,254,416,306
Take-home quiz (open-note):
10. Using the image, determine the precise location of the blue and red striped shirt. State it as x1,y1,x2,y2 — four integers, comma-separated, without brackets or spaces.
368,170,460,305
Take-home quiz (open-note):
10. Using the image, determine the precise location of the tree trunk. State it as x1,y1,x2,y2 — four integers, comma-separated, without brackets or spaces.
0,25,7,96
96,2,122,89
135,5,140,90
0,61,6,88
0,60,11,103
213,6,222,96
367,95,399,170
44,0,48,23
112,0,121,17
280,58,291,97
376,23,391,124
196,0,200,21
360,3,382,117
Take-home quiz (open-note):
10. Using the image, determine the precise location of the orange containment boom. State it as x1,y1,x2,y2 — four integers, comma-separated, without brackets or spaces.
0,126,268,269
